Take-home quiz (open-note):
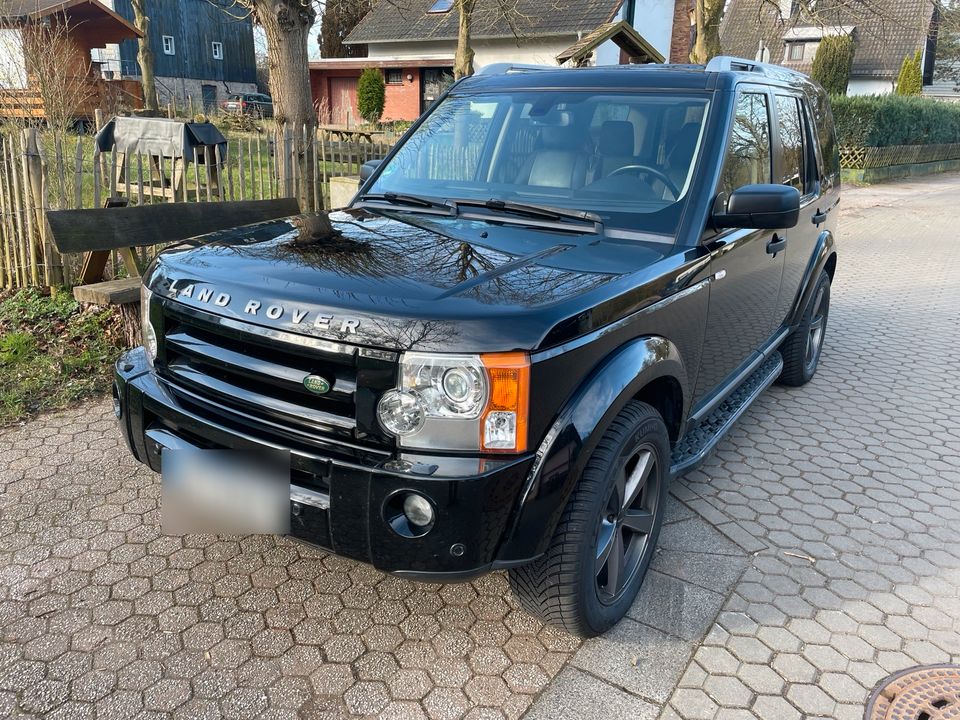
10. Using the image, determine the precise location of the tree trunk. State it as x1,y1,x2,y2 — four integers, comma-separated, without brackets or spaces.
690,0,723,64
259,0,319,211
454,0,477,79
131,0,159,113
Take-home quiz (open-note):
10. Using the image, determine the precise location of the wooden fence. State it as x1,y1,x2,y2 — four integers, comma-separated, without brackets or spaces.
0,126,395,289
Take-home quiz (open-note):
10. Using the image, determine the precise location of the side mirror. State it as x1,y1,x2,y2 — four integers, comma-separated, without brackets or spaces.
713,184,800,230
359,159,383,183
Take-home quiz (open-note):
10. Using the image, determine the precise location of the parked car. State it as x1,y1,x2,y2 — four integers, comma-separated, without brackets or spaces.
221,92,273,118
115,57,839,637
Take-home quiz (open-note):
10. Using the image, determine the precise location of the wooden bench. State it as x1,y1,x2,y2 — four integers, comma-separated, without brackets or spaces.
46,198,301,341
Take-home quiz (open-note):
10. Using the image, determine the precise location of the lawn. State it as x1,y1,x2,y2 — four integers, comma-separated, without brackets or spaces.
0,288,125,426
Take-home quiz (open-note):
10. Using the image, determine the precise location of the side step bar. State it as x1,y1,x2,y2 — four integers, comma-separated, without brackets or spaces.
670,352,783,475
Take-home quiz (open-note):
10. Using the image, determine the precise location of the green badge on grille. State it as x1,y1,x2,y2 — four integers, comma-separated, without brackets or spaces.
303,375,331,395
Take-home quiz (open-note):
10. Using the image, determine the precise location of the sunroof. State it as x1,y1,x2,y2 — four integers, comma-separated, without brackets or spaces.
428,0,454,12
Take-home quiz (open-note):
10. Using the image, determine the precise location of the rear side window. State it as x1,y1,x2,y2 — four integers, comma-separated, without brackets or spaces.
809,90,840,183
718,91,771,196
775,95,805,193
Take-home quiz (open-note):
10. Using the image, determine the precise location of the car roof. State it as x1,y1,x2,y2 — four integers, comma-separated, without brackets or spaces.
454,57,818,96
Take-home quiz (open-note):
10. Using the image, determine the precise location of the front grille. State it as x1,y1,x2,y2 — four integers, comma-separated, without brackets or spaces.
155,301,397,450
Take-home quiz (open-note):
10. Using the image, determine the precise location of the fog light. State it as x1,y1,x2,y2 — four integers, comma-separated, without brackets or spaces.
112,383,122,418
402,493,434,527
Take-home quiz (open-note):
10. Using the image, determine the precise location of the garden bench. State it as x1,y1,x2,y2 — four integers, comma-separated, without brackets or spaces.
45,198,300,341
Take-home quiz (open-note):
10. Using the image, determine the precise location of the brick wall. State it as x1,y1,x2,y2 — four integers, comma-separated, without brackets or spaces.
670,0,693,64
383,70,420,122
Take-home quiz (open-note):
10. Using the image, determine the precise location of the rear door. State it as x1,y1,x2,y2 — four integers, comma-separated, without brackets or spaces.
772,93,821,324
693,87,786,405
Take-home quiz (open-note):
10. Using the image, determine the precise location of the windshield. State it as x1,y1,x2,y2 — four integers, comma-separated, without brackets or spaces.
367,90,710,236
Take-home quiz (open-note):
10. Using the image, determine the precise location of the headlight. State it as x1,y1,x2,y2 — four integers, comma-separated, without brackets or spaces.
378,352,529,452
141,284,157,364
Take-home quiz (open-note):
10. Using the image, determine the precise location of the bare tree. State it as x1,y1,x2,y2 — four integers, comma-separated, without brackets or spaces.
130,0,159,113
0,8,95,138
224,0,320,211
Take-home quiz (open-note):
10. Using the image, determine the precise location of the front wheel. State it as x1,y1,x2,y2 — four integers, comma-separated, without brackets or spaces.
508,401,670,637
778,270,831,386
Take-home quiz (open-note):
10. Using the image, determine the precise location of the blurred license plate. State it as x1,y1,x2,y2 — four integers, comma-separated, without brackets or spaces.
161,449,290,534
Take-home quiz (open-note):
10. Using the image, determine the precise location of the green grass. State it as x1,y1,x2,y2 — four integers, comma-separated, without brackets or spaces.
0,288,124,425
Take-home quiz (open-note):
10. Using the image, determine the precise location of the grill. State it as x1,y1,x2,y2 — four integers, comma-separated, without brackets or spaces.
155,301,397,451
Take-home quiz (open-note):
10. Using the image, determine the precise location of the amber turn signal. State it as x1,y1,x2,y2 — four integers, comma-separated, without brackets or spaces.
480,352,530,452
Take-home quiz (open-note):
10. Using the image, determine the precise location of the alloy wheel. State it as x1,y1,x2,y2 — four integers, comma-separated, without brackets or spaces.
595,443,660,604
805,286,827,372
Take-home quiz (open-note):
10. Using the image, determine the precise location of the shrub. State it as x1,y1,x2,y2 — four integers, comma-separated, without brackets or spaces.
357,68,385,125
895,51,923,96
811,35,855,96
831,94,960,147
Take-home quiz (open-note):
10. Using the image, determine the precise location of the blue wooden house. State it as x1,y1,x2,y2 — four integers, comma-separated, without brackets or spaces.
98,0,257,110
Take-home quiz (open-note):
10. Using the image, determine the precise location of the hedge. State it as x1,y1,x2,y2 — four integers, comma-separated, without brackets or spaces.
831,94,960,147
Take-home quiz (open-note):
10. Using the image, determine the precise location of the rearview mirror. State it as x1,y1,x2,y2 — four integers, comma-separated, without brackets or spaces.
713,184,800,230
359,159,383,183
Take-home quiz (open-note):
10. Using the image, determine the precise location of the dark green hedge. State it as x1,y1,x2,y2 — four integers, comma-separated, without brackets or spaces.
832,94,960,147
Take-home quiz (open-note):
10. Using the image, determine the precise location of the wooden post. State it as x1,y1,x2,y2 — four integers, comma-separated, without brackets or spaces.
8,136,28,287
225,141,234,201
256,135,263,200
193,148,201,201
37,140,64,286
0,137,11,288
283,129,293,199
203,146,213,202
247,137,254,203
238,140,246,201
73,138,83,209
21,129,43,286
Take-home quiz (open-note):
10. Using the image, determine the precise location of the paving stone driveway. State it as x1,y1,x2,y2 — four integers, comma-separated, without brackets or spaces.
1,173,959,719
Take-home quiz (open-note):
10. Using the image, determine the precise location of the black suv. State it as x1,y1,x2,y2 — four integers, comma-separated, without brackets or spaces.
115,57,839,636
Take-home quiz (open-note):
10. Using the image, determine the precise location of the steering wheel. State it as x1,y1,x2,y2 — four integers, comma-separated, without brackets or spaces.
609,164,680,199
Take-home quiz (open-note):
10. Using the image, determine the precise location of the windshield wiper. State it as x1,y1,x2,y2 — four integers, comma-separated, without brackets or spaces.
357,192,451,211
450,198,603,233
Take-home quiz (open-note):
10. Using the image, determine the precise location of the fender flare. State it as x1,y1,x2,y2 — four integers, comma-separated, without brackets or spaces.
790,229,836,327
494,335,686,563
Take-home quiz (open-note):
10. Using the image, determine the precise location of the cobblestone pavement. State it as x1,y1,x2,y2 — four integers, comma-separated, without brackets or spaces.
531,173,960,719
2,173,959,719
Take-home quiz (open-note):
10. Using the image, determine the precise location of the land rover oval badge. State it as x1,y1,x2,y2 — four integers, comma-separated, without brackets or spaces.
303,375,330,395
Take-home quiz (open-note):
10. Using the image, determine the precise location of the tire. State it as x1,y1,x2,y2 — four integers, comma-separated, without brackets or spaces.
508,401,670,637
778,270,831,387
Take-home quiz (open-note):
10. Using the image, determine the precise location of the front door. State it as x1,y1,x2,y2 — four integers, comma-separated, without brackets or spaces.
421,68,454,114
694,88,786,405
201,84,217,112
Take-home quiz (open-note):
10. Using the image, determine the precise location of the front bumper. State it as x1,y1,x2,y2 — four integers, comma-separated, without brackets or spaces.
114,348,537,581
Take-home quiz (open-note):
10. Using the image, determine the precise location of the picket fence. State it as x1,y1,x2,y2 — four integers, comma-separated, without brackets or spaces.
0,125,395,289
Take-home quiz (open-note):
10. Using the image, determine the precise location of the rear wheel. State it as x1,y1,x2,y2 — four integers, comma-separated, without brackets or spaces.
778,270,831,386
508,401,669,637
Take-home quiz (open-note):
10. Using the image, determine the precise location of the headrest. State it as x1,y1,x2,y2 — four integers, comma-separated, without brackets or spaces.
538,124,579,149
598,120,635,156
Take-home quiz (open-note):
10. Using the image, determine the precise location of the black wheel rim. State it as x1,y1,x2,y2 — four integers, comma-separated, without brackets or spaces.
595,442,661,605
804,286,827,372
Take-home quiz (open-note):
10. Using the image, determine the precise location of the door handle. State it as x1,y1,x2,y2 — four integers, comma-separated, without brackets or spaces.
766,234,786,256
812,208,828,225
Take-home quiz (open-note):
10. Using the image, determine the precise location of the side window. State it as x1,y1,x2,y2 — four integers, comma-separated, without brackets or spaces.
775,95,804,193
718,92,771,197
810,91,840,183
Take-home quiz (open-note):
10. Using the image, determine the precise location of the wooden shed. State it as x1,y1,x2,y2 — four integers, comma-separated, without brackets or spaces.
0,0,143,122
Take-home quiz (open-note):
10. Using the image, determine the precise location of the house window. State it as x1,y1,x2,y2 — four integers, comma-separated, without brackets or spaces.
385,68,403,84
428,0,454,13
162,35,175,55
787,42,804,61
212,42,223,60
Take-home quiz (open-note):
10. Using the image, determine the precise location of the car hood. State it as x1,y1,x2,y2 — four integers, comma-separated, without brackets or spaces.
146,209,672,353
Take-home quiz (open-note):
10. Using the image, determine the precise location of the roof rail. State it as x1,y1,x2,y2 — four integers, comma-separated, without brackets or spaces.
477,63,559,76
705,56,768,74
705,55,804,80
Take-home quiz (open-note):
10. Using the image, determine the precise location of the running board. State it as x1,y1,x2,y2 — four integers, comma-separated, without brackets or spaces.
670,352,784,475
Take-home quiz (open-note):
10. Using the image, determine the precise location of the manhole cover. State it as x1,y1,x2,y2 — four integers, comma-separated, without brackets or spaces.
866,665,960,720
